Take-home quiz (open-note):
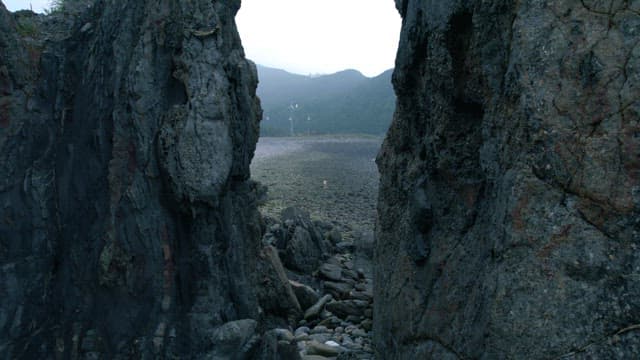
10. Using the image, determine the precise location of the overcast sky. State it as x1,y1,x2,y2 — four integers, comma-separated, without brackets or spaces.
3,0,49,12
237,0,401,77
4,0,402,77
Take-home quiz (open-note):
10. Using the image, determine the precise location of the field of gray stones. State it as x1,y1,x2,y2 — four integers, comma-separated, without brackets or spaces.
251,136,382,240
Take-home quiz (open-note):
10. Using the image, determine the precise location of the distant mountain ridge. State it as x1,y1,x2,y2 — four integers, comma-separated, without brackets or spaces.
256,64,395,136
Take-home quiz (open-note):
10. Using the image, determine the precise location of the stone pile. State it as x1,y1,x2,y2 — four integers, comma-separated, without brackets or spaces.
260,207,374,359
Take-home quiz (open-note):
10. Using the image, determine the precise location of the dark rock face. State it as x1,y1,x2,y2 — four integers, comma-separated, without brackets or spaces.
279,207,328,273
257,246,302,321
0,1,264,358
375,1,640,359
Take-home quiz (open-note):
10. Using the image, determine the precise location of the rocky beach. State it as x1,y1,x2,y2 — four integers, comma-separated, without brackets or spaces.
1,1,638,358
250,136,382,358
251,136,382,241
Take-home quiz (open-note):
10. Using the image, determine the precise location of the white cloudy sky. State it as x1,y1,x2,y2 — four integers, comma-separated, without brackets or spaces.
3,0,49,13
3,0,402,77
237,0,401,77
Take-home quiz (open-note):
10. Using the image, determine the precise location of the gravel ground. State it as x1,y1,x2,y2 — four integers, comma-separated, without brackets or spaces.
250,136,382,240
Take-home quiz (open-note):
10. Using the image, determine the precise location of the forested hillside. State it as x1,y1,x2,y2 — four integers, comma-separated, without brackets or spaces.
256,65,394,136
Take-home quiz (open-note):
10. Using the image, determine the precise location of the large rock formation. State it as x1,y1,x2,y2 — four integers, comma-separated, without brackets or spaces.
375,0,639,358
0,1,266,357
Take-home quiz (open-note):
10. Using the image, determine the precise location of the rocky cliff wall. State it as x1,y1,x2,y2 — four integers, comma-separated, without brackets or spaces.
375,0,640,358
0,1,265,358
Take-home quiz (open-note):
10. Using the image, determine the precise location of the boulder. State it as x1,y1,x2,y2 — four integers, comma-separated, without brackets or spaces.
283,226,322,273
308,333,332,344
257,246,302,318
310,325,330,334
323,281,353,300
210,319,258,356
281,206,313,227
325,300,368,319
289,280,321,311
255,329,301,360
341,269,359,281
348,290,372,302
306,340,343,357
304,294,333,320
295,326,310,335
280,207,328,273
272,328,295,342
318,263,343,282
318,316,342,329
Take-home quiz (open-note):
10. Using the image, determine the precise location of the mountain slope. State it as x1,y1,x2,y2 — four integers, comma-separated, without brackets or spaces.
256,65,395,136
